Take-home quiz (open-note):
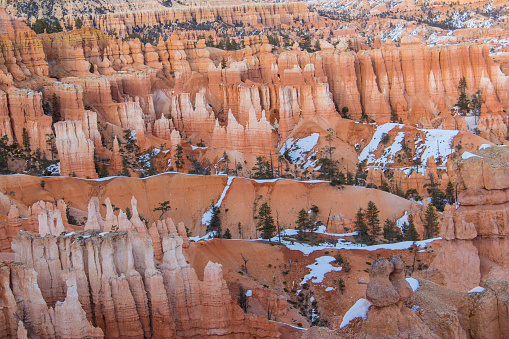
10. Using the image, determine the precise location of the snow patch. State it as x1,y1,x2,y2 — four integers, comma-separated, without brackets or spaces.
396,211,409,230
468,286,485,293
340,298,371,328
246,290,253,297
406,278,420,292
202,176,234,225
462,151,482,160
45,162,60,175
301,256,342,285
279,133,319,167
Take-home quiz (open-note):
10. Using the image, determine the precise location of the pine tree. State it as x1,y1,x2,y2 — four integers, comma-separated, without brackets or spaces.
296,209,310,231
21,127,30,150
223,228,232,239
383,219,397,243
423,204,440,239
402,214,420,241
257,203,276,240
296,208,310,241
51,94,60,124
75,18,83,29
354,208,369,244
174,145,184,171
445,181,455,205
52,19,63,33
153,200,171,220
338,278,346,294
208,205,222,237
365,201,380,238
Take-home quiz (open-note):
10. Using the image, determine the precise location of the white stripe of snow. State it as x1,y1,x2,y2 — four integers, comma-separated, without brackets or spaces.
202,176,234,225
340,298,371,328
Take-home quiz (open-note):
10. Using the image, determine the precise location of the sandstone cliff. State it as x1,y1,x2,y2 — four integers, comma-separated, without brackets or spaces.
8,229,279,338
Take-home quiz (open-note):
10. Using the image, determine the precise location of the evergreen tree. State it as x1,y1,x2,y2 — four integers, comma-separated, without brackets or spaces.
42,101,52,116
338,278,346,295
257,203,276,240
456,77,469,113
223,228,232,239
458,76,467,93
51,94,60,124
365,201,381,238
153,200,171,220
402,214,420,241
471,90,484,124
174,144,184,171
423,204,440,239
252,156,272,179
383,219,397,243
354,208,369,244
296,208,310,240
75,18,83,29
341,106,350,119
237,222,243,239
457,91,470,113
296,208,310,231
52,20,63,33
445,181,455,205
22,128,30,150
208,205,222,237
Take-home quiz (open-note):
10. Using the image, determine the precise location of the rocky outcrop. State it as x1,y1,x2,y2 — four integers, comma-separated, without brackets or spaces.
430,146,509,292
211,108,274,156
357,256,437,338
79,3,318,36
0,260,103,339
0,7,48,81
54,120,97,178
9,229,279,338
6,88,53,154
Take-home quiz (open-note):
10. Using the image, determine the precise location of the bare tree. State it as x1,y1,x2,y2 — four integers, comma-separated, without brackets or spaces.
240,253,249,274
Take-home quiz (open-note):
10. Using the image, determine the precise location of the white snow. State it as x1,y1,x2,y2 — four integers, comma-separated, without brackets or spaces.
202,176,234,225
189,231,218,242
414,129,458,167
468,286,485,293
406,278,420,292
396,211,409,230
246,290,253,297
130,130,137,140
301,256,342,285
191,145,208,150
358,123,400,164
359,123,458,171
325,287,335,292
274,230,440,255
464,116,478,132
479,144,493,150
411,305,420,312
279,133,320,167
45,162,61,175
462,151,482,160
340,298,371,328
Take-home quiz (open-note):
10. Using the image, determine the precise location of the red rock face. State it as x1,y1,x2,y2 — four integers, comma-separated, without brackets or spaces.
6,88,53,153
430,146,509,292
54,120,97,178
81,3,318,36
8,229,279,338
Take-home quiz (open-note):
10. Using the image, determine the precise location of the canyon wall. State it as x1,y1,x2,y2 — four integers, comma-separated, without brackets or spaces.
431,146,509,292
6,229,278,338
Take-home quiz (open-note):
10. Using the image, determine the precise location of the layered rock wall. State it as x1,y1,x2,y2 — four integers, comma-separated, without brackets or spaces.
9,229,279,338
